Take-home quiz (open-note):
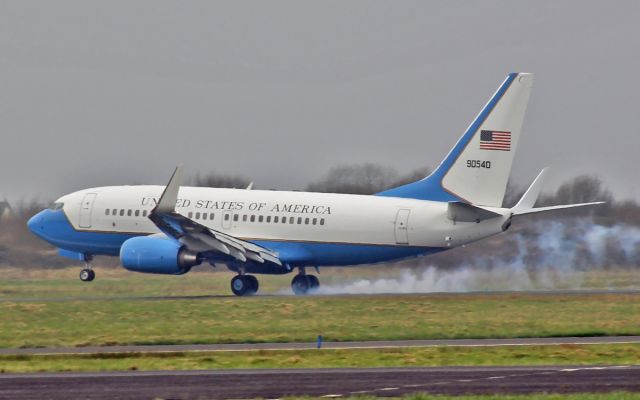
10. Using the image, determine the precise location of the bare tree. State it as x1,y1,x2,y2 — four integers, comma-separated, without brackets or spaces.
189,172,251,189
537,175,613,219
306,164,399,194
307,164,432,195
389,167,432,188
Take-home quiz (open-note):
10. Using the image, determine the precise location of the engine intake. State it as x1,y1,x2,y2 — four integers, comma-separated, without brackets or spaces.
120,236,200,275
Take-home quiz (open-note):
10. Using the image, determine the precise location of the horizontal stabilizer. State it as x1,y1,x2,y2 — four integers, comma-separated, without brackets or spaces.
510,168,605,216
512,202,605,216
447,201,502,222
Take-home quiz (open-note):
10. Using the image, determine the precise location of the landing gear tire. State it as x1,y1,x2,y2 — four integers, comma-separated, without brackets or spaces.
231,275,259,296
245,275,259,294
291,274,311,295
307,275,320,291
79,269,95,282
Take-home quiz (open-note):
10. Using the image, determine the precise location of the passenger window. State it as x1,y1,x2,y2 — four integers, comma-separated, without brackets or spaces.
289,217,294,224
187,212,192,218
224,213,230,221
282,217,287,224
120,209,125,216
134,210,140,217
112,209,117,216
127,210,132,216
243,215,248,222
258,216,263,223
143,210,148,217
105,209,110,215
313,218,317,225
297,217,302,224
320,218,325,225
250,215,255,222
195,212,200,219
274,216,279,223
266,216,271,223
233,214,239,222
305,218,310,224
202,213,207,220
210,213,215,220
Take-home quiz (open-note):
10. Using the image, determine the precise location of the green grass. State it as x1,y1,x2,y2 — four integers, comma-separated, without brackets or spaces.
1,268,640,349
1,343,639,373
2,266,640,300
0,291,640,348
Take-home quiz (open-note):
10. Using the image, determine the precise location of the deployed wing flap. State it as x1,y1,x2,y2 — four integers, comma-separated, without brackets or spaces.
149,165,283,268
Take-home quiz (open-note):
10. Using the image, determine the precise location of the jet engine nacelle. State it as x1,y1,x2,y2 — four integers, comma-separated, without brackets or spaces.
120,236,199,275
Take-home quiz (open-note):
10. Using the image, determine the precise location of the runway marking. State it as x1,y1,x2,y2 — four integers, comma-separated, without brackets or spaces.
321,394,343,397
376,387,399,391
488,376,506,379
561,365,631,372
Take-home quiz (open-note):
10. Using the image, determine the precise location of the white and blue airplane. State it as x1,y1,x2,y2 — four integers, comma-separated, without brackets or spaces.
28,72,602,296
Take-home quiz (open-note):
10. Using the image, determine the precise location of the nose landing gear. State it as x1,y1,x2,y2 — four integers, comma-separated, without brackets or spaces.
79,255,95,282
79,268,95,282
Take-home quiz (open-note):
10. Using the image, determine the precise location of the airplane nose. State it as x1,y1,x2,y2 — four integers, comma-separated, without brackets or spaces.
27,211,45,236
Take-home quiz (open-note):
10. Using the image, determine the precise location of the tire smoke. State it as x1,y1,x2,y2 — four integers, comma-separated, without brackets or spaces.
314,219,640,294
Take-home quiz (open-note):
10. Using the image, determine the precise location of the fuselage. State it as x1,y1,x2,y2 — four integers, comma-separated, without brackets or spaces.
28,185,510,268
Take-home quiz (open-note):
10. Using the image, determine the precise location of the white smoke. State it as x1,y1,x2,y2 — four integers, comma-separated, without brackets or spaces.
314,220,640,295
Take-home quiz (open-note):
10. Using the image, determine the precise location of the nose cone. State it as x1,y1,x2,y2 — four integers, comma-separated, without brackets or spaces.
27,210,46,238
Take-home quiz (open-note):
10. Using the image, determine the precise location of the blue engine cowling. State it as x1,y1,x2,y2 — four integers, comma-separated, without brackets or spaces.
120,236,200,275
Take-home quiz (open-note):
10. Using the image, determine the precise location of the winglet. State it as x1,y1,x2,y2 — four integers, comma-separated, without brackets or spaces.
512,168,548,213
154,164,183,214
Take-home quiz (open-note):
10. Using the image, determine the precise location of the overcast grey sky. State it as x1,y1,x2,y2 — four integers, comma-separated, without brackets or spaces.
1,1,639,203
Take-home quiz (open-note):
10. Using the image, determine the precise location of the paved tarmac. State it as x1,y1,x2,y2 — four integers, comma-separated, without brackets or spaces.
1,365,639,399
2,335,640,355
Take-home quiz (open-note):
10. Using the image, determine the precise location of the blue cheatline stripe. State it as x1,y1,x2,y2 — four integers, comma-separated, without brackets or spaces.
31,208,446,267
376,72,519,202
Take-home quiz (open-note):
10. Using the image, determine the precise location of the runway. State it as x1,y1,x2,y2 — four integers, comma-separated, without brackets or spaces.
1,365,639,399
2,335,640,355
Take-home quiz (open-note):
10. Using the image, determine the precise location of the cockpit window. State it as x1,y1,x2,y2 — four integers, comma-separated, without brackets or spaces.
49,202,64,210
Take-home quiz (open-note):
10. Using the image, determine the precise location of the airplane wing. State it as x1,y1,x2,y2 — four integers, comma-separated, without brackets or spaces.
148,165,283,267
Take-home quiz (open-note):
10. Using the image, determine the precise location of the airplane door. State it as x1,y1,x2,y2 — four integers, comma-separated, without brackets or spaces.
79,193,97,228
222,210,233,230
394,209,410,245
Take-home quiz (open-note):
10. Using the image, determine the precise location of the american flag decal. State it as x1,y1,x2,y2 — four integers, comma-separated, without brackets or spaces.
480,130,511,151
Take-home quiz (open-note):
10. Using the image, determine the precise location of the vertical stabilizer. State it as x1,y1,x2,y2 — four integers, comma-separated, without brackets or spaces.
378,73,534,207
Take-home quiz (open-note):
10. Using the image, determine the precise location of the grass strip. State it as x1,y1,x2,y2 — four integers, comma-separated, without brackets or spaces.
1,293,640,348
1,344,639,373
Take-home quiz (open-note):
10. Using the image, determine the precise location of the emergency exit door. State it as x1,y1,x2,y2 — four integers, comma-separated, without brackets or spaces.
394,209,410,245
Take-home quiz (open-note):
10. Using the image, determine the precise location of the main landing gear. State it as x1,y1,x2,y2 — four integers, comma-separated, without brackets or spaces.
291,270,320,295
231,274,259,296
79,255,95,282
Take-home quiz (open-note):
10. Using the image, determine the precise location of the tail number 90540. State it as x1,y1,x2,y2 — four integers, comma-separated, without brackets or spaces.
466,160,491,169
